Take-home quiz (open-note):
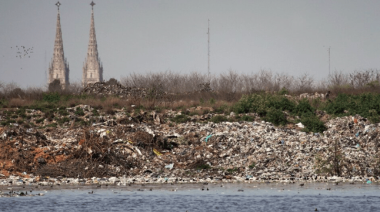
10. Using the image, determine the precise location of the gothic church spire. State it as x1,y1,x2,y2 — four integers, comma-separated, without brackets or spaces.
48,1,70,89
83,1,103,86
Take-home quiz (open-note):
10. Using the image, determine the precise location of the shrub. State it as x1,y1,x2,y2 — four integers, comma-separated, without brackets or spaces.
233,94,295,116
324,93,380,119
58,107,69,116
36,118,45,123
210,115,228,123
92,109,100,116
233,94,258,114
209,98,216,105
226,167,239,173
264,108,287,126
240,115,254,122
368,109,380,123
171,114,190,123
196,164,211,170
43,93,60,103
213,105,229,114
75,108,85,116
278,87,289,95
300,114,327,133
58,117,70,125
293,99,314,116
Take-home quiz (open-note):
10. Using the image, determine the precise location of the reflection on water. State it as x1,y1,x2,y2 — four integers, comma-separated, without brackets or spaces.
1,183,380,212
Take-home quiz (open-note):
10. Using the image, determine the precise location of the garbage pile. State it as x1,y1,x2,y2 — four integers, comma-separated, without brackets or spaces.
1,107,380,185
82,82,167,99
299,91,330,100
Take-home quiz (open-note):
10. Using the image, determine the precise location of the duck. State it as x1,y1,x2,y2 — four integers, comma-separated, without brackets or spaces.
237,189,244,192
88,191,93,194
300,183,304,186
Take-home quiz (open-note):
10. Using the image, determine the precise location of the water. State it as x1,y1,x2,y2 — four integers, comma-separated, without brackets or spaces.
1,183,380,212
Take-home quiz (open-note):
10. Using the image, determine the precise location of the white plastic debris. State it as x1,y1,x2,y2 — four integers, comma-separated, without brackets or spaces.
295,122,305,128
165,163,174,170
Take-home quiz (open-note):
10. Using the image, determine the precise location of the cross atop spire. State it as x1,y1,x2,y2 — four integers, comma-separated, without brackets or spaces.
90,1,95,10
55,1,61,10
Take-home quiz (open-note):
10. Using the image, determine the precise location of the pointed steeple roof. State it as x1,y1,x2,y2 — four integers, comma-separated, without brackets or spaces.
48,1,70,88
83,1,103,86
54,3,64,64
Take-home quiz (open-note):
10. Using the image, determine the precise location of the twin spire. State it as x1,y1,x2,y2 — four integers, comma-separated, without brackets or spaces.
49,1,103,89
83,1,103,86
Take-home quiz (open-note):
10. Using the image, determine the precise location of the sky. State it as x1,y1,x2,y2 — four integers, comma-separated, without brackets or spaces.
1,0,380,88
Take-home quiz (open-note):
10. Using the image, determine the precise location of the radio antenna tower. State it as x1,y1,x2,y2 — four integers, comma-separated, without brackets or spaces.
44,50,47,83
328,47,331,75
207,19,210,78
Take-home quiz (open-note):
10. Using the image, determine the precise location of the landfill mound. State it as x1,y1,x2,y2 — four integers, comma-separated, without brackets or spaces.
1,111,380,181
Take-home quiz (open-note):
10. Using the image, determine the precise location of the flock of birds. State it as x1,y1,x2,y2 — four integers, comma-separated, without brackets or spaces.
11,45,34,59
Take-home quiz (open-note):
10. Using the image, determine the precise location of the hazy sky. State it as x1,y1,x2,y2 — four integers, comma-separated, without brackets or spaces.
1,0,380,88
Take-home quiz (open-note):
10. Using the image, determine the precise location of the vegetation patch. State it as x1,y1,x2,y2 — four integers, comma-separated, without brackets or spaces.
171,114,190,123
210,115,228,123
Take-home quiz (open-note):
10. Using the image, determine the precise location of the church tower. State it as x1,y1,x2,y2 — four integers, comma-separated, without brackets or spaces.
48,1,70,89
82,1,103,87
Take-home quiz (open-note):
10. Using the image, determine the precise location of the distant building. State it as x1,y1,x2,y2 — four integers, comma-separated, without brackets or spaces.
82,1,103,87
48,1,70,89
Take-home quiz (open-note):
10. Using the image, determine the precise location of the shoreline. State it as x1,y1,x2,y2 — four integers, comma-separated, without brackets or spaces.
1,175,376,188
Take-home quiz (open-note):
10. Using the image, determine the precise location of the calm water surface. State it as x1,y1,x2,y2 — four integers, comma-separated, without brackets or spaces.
1,183,379,212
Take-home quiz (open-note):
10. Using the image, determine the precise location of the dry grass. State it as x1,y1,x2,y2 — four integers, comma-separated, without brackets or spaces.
7,98,34,108
1,69,380,111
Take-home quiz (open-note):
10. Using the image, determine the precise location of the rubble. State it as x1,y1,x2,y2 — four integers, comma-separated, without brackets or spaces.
1,105,380,187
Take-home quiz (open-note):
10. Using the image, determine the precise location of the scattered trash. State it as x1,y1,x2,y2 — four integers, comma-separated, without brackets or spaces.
205,134,212,142
295,122,304,128
165,164,174,170
153,148,162,156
